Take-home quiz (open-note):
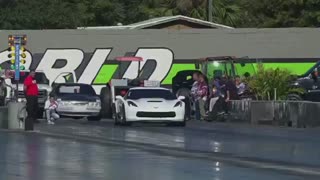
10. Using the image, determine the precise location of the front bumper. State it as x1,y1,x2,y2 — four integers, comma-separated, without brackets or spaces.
57,105,101,117
125,107,185,122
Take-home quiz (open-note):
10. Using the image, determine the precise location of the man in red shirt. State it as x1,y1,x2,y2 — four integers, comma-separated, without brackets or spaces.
24,70,39,125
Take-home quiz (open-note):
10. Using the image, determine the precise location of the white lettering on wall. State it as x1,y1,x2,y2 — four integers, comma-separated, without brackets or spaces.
0,47,175,93
0,49,32,70
36,49,84,84
122,48,174,82
78,49,112,84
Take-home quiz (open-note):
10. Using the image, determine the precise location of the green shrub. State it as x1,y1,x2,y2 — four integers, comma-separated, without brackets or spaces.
247,64,304,100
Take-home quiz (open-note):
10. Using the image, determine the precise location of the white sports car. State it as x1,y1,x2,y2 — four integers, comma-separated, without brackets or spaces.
114,87,186,126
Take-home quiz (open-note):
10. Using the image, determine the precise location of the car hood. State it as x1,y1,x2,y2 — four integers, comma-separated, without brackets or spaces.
57,94,100,102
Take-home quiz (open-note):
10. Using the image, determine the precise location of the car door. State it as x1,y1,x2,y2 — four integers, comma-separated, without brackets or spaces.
305,67,320,102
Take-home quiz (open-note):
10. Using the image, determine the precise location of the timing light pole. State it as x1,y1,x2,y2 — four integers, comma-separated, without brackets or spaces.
8,35,27,102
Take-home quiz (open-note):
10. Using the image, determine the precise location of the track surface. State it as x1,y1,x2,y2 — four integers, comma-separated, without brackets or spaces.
0,119,319,180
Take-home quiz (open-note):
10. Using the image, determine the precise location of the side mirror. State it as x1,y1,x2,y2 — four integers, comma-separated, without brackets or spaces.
177,96,185,100
52,82,57,88
115,95,123,100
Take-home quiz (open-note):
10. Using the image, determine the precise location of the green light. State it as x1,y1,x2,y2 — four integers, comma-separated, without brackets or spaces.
20,66,25,70
10,65,15,70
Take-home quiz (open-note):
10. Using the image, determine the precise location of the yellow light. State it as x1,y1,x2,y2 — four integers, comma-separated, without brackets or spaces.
10,60,15,64
21,53,26,58
20,46,25,51
20,59,26,64
8,53,15,58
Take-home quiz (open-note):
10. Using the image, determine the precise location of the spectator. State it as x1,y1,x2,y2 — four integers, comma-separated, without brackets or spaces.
225,76,239,102
196,74,208,120
208,85,220,112
191,72,201,120
0,75,6,106
44,96,60,125
24,70,39,126
0,70,13,106
212,76,222,97
235,75,246,95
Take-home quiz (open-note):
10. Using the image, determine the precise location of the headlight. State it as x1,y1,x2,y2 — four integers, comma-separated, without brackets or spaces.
128,101,137,107
174,101,182,107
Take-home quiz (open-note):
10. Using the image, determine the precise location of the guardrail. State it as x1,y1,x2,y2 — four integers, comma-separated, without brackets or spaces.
229,100,320,128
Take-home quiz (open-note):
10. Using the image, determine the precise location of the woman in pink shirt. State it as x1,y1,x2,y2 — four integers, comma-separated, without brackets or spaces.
196,74,208,120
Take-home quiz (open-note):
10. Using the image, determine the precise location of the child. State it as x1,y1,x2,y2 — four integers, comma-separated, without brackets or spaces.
44,96,60,124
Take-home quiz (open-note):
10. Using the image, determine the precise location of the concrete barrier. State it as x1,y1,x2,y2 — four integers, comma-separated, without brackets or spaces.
230,100,320,128
8,102,26,130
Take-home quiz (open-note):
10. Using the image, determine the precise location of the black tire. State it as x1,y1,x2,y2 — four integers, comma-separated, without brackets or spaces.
287,93,303,101
113,104,120,125
119,105,131,126
100,87,112,118
88,115,101,121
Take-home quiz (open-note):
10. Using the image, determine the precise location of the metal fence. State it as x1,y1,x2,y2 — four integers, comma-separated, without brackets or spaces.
230,100,320,128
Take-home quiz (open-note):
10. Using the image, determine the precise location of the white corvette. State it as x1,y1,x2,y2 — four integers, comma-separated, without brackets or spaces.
114,87,186,126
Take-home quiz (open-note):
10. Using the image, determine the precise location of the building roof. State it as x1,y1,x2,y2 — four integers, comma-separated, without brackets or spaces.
77,15,234,30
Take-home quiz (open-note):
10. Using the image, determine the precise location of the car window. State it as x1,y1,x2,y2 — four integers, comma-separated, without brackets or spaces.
57,85,96,95
126,89,176,100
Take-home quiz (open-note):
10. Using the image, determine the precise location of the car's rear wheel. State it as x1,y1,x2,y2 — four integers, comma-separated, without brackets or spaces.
100,86,112,118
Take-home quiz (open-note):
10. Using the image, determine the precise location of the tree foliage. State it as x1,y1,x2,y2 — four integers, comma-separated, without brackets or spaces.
0,0,320,29
247,64,304,100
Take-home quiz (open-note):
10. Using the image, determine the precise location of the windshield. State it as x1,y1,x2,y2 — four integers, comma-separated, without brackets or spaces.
57,85,96,96
126,89,177,100
205,61,229,79
204,60,256,79
11,72,49,85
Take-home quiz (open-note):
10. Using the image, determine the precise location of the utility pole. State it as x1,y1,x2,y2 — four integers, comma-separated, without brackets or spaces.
208,0,213,22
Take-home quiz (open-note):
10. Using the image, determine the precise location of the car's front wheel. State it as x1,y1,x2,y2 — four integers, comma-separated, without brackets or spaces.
119,105,131,126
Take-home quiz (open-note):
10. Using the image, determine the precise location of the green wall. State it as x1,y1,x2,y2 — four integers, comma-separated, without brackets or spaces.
93,62,317,85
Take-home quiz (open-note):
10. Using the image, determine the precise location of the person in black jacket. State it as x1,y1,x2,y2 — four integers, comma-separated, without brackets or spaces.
0,76,6,106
